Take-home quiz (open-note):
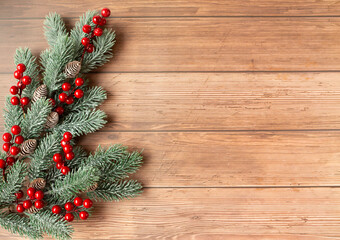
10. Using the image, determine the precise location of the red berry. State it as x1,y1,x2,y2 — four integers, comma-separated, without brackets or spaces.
99,18,106,26
17,81,26,90
62,82,71,91
49,98,56,106
23,200,32,209
79,211,89,220
52,205,61,214
20,97,30,106
63,132,72,141
94,28,103,37
75,78,84,86
92,15,102,24
65,213,74,222
53,153,63,163
21,76,31,85
14,70,23,79
59,93,68,102
74,197,83,206
16,63,26,73
6,157,15,166
15,135,24,144
64,202,74,211
55,106,64,115
74,89,84,99
86,44,94,53
35,200,44,209
81,37,90,46
16,204,25,213
2,133,12,142
35,190,44,200
56,162,64,169
10,146,20,156
27,187,36,197
61,166,70,175
63,144,73,153
101,8,111,18
65,152,74,161
3,143,11,152
11,125,21,135
83,199,93,208
15,190,23,199
65,96,74,105
10,86,18,95
0,159,5,169
60,139,68,147
11,96,20,105
83,24,91,34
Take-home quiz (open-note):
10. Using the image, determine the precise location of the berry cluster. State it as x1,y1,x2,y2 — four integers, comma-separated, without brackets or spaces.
52,197,93,222
57,77,84,109
0,125,23,169
81,8,111,53
10,63,31,107
53,132,74,175
15,187,44,213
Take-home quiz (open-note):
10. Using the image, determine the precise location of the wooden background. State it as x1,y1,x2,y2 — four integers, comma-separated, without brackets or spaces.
0,0,340,239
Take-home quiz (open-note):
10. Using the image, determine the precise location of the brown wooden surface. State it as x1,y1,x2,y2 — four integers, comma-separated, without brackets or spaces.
1,0,340,239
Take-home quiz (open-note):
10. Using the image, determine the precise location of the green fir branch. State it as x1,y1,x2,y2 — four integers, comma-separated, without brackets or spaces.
44,13,68,48
66,146,88,169
3,97,23,133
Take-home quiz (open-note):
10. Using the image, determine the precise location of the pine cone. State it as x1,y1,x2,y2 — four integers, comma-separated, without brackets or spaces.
32,84,48,102
26,205,40,214
20,139,37,156
64,61,81,78
45,111,59,128
29,178,46,190
83,182,98,193
8,204,16,213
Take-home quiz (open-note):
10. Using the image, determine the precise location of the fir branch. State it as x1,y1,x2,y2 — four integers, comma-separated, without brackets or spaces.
66,146,88,169
54,109,107,137
14,48,40,97
0,161,27,206
29,210,73,240
88,180,142,202
0,212,42,240
3,97,23,133
21,98,52,139
39,49,50,72
65,86,107,112
44,13,68,48
81,29,116,73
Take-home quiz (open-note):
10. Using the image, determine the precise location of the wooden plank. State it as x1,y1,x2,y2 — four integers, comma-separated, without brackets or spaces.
0,188,339,239
1,0,340,18
77,131,340,187
1,18,340,72
2,72,340,131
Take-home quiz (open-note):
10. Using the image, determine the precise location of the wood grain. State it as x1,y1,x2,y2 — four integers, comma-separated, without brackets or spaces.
1,188,339,239
1,18,340,72
2,0,340,18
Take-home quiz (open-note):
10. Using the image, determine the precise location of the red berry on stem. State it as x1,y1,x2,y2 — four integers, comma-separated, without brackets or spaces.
17,81,26,90
65,96,74,105
53,153,63,163
83,199,93,208
86,44,94,53
81,37,90,46
3,143,11,152
99,18,106,26
63,132,72,141
65,213,74,222
15,135,24,144
83,24,91,34
23,200,32,209
74,89,84,99
16,63,26,73
79,211,89,220
94,28,103,37
11,125,21,135
20,97,30,106
27,187,36,197
64,202,74,211
35,190,44,200
65,152,74,161
10,86,18,95
22,76,31,85
14,70,22,79
75,78,84,86
2,133,12,142
17,204,25,213
56,162,64,169
11,96,20,105
61,166,70,175
74,197,83,206
52,205,61,214
0,159,5,169
59,93,68,102
101,8,111,18
63,144,73,153
92,15,102,24
55,106,64,115
60,139,68,147
6,157,15,166
15,190,23,199
10,146,20,156
49,98,56,106
35,200,44,209
62,82,71,91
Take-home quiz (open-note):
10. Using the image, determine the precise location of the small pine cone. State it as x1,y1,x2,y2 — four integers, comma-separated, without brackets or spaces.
26,205,39,214
32,84,48,102
64,61,81,78
83,183,98,193
8,204,16,213
20,139,37,156
45,111,59,128
29,178,46,190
